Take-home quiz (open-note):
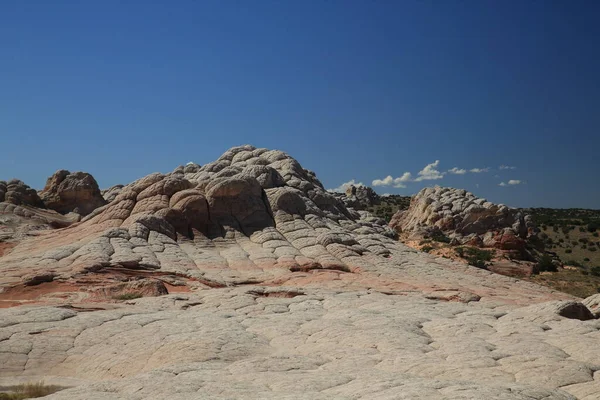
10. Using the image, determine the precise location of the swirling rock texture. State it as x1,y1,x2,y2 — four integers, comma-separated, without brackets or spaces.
1,146,599,400
390,186,539,257
40,170,107,216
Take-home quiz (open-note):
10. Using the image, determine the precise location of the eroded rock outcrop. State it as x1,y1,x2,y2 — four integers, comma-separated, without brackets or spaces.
390,186,538,258
39,170,106,216
1,146,599,400
101,184,124,203
0,179,44,207
0,145,397,289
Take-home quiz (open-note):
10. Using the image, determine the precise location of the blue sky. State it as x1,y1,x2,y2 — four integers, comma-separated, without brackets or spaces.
1,1,599,208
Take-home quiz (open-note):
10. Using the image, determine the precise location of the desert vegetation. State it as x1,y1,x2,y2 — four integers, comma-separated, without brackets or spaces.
0,382,65,399
367,195,411,221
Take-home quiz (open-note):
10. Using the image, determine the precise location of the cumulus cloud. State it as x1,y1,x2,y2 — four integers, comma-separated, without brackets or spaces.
499,179,522,187
372,175,393,187
447,167,467,175
372,172,412,188
329,179,364,193
371,161,495,190
414,160,445,182
499,165,516,170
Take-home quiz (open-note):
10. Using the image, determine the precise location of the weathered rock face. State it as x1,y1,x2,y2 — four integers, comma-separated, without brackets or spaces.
101,184,123,203
390,186,537,256
330,185,381,211
0,145,397,289
1,147,599,400
0,179,44,208
39,170,107,216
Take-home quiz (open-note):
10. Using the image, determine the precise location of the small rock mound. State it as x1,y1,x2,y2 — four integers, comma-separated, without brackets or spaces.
390,186,537,258
339,185,381,210
0,179,44,207
40,170,107,215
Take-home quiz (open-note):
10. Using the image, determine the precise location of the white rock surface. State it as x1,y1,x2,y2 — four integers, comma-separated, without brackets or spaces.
0,146,598,399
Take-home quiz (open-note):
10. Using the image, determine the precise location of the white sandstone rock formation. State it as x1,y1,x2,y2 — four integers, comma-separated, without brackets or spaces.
0,146,598,399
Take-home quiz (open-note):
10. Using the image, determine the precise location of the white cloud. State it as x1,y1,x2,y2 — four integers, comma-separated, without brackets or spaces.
499,179,523,187
371,161,495,190
372,175,393,187
372,172,412,188
447,167,467,175
329,179,364,193
414,160,445,182
499,165,516,170
475,183,479,188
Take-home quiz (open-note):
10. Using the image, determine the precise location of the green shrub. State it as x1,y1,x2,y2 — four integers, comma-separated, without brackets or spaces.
421,245,434,253
0,382,64,399
565,248,572,254
587,222,599,232
591,267,600,277
593,232,599,237
455,247,493,270
430,231,450,243
584,257,590,262
537,254,557,272
589,247,597,252
566,260,583,267
112,292,143,300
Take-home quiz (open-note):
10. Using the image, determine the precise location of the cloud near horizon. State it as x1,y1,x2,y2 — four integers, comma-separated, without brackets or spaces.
329,179,364,193
499,165,517,170
499,179,523,186
414,160,445,182
447,167,467,175
370,160,493,189
372,172,412,188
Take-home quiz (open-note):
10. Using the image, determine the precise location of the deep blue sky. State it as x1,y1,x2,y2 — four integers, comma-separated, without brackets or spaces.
1,1,599,208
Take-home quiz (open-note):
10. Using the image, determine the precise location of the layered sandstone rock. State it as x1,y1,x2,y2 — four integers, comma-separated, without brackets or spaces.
101,184,124,203
1,147,599,400
39,170,106,216
345,184,380,209
390,186,538,257
0,179,44,208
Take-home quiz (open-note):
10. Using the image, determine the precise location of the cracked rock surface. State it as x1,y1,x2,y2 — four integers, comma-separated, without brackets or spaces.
0,146,598,399
2,289,600,399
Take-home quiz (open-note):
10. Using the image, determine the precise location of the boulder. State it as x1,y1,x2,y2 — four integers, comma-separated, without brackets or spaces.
0,179,44,207
40,170,107,215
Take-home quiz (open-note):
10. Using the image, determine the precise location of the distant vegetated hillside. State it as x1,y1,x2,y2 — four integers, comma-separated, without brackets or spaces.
523,208,600,297
366,195,411,221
